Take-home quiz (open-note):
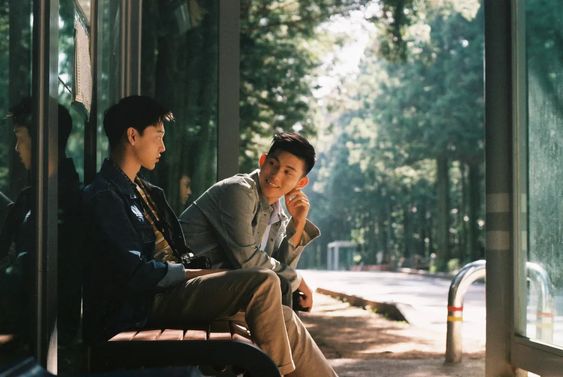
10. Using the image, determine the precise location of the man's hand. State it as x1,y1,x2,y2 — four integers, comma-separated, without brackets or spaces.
285,189,310,227
285,189,310,246
296,277,313,311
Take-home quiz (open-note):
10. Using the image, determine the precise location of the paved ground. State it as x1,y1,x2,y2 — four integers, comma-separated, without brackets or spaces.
300,279,485,376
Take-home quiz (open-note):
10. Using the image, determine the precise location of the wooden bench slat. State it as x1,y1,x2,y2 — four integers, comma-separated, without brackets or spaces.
184,329,207,341
132,329,163,341
89,321,279,376
0,334,14,345
108,331,138,342
208,332,232,341
158,329,185,341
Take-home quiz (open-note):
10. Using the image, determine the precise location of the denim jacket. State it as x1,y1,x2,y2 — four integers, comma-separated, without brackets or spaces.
82,159,186,343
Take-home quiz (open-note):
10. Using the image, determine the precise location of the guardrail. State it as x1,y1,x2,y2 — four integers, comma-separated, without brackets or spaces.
444,259,553,363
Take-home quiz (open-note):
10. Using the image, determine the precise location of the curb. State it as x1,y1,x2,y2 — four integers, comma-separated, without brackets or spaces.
316,287,408,322
397,267,454,280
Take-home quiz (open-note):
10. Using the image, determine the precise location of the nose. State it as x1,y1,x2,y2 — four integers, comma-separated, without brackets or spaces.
268,168,282,183
160,139,166,153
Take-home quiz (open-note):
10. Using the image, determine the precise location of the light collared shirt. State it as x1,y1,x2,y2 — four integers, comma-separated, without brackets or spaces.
260,199,282,251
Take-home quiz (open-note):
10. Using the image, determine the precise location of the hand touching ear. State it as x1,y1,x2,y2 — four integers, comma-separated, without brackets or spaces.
285,189,310,228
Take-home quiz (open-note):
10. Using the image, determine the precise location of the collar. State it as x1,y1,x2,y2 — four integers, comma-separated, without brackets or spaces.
249,169,288,223
250,169,271,211
99,158,138,198
269,199,283,225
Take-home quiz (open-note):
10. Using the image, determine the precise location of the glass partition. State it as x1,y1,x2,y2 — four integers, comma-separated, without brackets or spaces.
0,0,35,366
140,0,219,213
524,0,563,348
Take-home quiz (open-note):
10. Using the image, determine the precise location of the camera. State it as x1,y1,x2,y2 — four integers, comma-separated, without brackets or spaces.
180,252,211,269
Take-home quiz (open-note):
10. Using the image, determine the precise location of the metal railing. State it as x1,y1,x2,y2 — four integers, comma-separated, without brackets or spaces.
444,259,554,363
445,260,486,363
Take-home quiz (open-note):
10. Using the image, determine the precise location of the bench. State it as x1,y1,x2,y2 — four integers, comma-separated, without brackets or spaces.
87,321,280,377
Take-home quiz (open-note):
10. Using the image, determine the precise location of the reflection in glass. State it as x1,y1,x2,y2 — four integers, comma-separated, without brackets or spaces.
141,0,218,213
0,0,34,366
525,0,563,347
96,0,121,171
58,0,89,372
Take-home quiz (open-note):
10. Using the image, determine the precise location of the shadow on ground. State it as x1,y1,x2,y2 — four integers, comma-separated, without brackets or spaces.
300,293,485,377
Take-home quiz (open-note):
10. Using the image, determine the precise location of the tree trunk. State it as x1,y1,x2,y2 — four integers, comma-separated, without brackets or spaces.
436,155,450,270
460,162,469,263
468,161,482,260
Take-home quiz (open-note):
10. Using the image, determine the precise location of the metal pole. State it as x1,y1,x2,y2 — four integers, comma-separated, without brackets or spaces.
445,259,553,363
445,260,486,363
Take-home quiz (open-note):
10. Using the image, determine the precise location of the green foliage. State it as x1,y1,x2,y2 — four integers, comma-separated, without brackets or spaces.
239,0,373,172
304,1,485,270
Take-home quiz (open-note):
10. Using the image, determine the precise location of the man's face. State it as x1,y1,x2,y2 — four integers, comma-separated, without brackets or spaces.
258,150,307,204
14,125,32,170
130,122,166,171
179,174,192,205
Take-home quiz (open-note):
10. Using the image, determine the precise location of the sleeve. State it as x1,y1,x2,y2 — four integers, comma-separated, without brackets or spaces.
197,182,299,286
157,263,186,288
272,219,320,291
87,190,170,293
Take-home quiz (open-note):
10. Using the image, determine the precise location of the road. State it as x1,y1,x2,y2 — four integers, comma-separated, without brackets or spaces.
301,269,485,354
301,269,563,352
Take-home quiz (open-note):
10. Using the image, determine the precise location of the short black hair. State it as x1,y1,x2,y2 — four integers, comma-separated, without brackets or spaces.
7,96,73,154
267,132,316,175
103,95,174,151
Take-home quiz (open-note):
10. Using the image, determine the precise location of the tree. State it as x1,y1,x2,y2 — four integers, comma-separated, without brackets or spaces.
305,1,484,270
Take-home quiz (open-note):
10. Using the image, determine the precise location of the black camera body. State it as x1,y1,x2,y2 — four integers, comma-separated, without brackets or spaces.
180,253,211,269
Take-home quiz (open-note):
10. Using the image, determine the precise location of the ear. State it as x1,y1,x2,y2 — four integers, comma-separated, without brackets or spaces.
126,127,137,146
258,153,267,167
295,176,309,190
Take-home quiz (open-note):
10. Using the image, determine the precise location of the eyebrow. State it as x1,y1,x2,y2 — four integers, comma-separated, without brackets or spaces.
269,155,297,172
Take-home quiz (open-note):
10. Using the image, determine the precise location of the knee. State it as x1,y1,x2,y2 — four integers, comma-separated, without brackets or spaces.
256,269,280,288
247,269,282,299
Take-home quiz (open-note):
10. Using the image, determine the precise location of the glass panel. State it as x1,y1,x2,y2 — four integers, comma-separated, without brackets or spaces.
140,0,219,213
0,0,35,366
525,0,563,347
96,0,121,171
58,2,88,372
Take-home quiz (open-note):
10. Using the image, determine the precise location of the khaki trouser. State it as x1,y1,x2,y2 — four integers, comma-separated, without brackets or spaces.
149,268,337,377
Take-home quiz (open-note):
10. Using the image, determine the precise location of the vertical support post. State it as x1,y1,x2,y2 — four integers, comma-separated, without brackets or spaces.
120,0,142,97
484,0,515,375
217,0,240,180
334,245,339,271
84,0,99,185
32,0,59,371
